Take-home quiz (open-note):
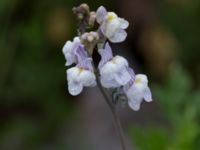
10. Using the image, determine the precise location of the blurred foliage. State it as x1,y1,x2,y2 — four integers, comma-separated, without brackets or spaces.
129,0,200,149
129,66,200,150
157,0,200,82
0,0,81,149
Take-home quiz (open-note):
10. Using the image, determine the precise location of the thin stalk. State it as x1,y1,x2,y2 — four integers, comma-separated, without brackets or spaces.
95,69,127,150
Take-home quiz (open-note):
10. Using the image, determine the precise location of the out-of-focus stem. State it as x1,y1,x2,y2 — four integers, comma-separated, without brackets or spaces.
92,61,127,150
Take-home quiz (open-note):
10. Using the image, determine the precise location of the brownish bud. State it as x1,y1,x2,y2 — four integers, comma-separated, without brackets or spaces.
88,11,96,27
79,3,90,13
81,32,100,55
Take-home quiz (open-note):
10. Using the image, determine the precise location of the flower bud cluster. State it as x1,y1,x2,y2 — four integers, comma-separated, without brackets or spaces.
73,4,97,33
62,4,152,111
81,31,99,54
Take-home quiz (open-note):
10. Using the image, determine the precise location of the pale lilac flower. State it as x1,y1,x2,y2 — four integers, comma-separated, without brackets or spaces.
123,70,152,111
98,42,132,88
67,49,96,95
96,6,129,43
62,36,82,66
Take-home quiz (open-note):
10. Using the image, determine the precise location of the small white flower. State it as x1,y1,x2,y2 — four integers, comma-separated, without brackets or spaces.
67,66,96,96
125,74,152,111
64,37,96,96
96,6,129,43
98,43,132,88
62,36,82,66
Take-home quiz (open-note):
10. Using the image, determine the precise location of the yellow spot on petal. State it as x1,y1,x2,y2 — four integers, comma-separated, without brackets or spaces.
78,68,85,75
107,12,116,22
111,57,117,64
135,78,142,84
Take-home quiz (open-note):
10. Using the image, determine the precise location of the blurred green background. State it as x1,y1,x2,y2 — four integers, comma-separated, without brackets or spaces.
0,0,200,150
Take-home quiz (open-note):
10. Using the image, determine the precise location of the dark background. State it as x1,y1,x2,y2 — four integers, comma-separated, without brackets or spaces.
0,0,200,150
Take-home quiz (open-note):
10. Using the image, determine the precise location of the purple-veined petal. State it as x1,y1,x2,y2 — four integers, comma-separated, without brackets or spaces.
67,67,79,81
114,68,132,85
123,81,132,93
73,37,80,43
62,41,74,66
62,37,82,66
79,70,96,86
96,6,107,24
144,87,152,102
68,81,83,96
104,19,121,38
75,45,88,63
75,45,94,71
98,42,113,69
109,29,127,43
70,37,81,55
99,20,107,35
123,67,135,92
62,41,72,54
119,18,129,29
104,42,113,56
65,53,75,66
77,58,94,71
128,100,141,111
100,77,120,88
125,82,144,110
127,67,135,81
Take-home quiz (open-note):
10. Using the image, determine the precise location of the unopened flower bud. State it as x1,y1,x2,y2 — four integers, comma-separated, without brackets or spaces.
81,32,99,43
79,3,90,13
73,3,90,16
88,11,96,27
81,32,100,55
87,35,94,42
